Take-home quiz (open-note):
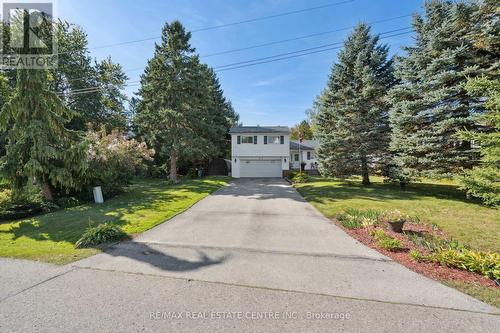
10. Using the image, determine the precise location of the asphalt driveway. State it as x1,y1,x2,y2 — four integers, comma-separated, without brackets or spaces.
0,178,498,332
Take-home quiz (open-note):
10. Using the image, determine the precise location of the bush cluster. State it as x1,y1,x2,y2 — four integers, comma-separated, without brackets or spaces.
378,210,409,224
335,209,380,229
83,129,155,198
290,172,309,183
410,248,500,280
406,232,465,253
75,223,128,248
0,186,55,221
336,209,418,230
369,229,402,251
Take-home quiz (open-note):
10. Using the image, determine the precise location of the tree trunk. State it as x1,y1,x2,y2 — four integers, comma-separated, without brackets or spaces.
400,181,406,191
361,155,370,185
170,149,178,183
41,181,53,201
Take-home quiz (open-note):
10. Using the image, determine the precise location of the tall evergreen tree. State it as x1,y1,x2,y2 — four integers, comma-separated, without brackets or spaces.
51,22,128,131
0,68,87,200
388,1,495,182
199,65,239,158
94,57,128,131
0,73,12,158
316,23,395,185
457,77,499,206
135,21,236,181
51,22,100,130
454,0,499,205
0,11,86,200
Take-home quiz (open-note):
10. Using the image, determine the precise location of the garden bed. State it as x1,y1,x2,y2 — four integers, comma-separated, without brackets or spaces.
341,222,496,288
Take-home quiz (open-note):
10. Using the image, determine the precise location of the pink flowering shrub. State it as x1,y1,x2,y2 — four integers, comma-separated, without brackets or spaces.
85,128,154,197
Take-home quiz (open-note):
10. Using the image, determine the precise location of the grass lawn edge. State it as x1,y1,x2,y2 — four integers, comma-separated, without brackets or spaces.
0,177,230,265
292,178,500,309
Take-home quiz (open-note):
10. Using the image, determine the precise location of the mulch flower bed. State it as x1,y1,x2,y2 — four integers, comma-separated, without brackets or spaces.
336,221,497,288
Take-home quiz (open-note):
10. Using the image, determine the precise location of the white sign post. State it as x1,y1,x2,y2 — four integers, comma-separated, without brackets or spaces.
93,186,104,204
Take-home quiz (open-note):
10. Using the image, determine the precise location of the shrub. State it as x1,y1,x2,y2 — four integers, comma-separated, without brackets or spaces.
409,250,428,262
291,172,309,183
378,237,402,251
83,128,155,198
369,229,387,240
337,214,363,229
75,223,128,248
55,196,82,209
431,249,500,280
336,209,380,229
185,168,198,179
369,229,402,252
406,232,467,253
409,248,500,280
0,186,57,221
378,210,408,223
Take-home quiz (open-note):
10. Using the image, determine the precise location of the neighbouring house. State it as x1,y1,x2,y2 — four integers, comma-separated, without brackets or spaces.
290,140,319,171
230,126,320,178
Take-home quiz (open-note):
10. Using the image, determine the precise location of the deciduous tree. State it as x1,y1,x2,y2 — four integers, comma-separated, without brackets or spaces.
291,120,313,140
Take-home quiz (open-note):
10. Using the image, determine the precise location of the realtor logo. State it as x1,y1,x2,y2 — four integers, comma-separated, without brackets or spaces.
0,0,58,68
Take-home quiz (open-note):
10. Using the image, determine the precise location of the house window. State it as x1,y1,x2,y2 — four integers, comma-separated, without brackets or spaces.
267,135,281,144
241,136,254,144
294,154,299,161
307,152,311,160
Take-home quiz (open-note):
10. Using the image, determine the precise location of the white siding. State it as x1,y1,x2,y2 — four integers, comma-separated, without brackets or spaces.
231,134,289,157
231,133,290,178
290,150,318,170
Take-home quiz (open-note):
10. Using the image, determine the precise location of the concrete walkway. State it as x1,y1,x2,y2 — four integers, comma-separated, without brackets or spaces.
0,179,498,332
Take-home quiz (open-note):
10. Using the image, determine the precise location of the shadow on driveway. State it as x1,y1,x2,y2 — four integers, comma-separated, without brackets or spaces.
104,241,230,272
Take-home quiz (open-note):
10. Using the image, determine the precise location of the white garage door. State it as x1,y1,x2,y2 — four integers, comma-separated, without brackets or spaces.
240,159,282,178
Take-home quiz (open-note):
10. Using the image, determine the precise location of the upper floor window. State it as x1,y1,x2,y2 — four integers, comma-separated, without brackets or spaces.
241,136,254,144
267,135,281,144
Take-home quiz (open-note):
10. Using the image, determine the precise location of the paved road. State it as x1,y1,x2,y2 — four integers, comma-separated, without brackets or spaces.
0,179,498,332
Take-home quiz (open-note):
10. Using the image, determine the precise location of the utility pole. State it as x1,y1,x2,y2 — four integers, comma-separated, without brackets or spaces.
299,131,303,173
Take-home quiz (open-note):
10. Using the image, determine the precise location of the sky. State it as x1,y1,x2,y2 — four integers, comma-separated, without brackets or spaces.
58,0,424,127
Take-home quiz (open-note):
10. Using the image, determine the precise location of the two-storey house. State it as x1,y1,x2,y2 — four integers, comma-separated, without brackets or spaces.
230,126,290,178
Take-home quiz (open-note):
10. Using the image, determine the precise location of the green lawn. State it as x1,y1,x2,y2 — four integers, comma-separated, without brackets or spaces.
443,281,500,308
295,176,500,307
295,177,500,253
0,177,228,264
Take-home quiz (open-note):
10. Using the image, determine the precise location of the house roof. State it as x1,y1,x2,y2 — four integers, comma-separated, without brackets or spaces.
290,140,319,151
229,126,290,134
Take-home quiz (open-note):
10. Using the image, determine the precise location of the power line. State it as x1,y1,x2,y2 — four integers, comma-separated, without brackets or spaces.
213,27,413,70
191,0,355,33
56,0,355,56
65,15,412,85
65,80,140,93
215,31,413,72
201,14,412,58
59,29,414,96
57,80,140,96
